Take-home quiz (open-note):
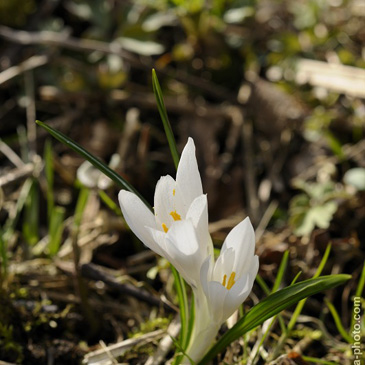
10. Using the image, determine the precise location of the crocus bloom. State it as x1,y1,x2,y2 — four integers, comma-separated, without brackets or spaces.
185,217,259,363
78,154,120,189
118,138,213,287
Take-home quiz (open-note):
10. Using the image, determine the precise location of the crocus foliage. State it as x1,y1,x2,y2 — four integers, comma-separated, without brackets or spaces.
118,138,259,363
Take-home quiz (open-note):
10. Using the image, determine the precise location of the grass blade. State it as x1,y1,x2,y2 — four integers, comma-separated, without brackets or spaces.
325,299,352,343
48,206,65,256
171,266,190,358
152,69,179,169
22,179,39,246
256,274,271,296
351,261,365,329
354,261,365,299
36,120,151,210
199,274,351,364
44,139,55,222
272,250,289,293
98,190,123,216
0,228,7,284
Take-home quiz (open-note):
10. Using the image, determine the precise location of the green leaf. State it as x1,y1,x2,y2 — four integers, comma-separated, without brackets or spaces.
199,274,351,364
48,206,65,256
152,69,179,170
44,139,55,222
74,188,89,229
171,265,190,365
0,227,8,280
35,120,151,210
98,190,122,216
272,250,289,293
325,299,352,343
22,179,39,246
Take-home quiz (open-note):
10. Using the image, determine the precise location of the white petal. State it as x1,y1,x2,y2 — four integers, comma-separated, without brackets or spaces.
222,274,251,321
200,256,213,296
248,255,260,280
176,138,203,209
166,220,199,256
154,175,178,230
118,190,162,255
212,247,235,283
186,194,213,257
165,220,203,286
222,258,258,322
145,226,169,258
206,280,228,324
222,217,255,276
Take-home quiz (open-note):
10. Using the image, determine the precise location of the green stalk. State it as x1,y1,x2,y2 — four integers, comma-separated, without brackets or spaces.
152,69,179,169
36,120,150,209
325,299,352,343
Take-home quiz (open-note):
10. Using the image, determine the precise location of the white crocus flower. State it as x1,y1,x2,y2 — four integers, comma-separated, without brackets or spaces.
185,217,259,363
118,138,213,287
77,154,120,189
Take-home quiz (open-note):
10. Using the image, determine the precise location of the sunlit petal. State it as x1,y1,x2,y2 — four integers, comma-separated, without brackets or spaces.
186,194,213,257
176,138,203,209
118,190,162,255
222,217,255,275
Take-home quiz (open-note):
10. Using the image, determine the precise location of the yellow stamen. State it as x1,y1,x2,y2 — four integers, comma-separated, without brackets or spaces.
173,189,176,196
227,272,236,290
170,210,181,221
162,223,168,233
222,274,227,287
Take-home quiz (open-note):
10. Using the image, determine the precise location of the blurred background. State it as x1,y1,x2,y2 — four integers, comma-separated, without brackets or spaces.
0,0,364,364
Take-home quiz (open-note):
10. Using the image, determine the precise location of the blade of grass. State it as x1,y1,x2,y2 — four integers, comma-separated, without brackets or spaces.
272,251,289,293
98,190,123,216
256,275,271,296
36,120,150,209
291,271,302,285
170,334,196,365
22,179,39,246
44,139,55,222
302,356,339,365
198,274,351,364
271,251,290,333
354,261,365,298
74,187,90,230
48,206,65,256
171,265,190,365
325,299,352,343
0,228,7,286
351,261,365,329
152,69,179,169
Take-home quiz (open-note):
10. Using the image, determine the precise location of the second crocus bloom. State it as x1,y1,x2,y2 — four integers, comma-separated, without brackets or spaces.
185,217,259,363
